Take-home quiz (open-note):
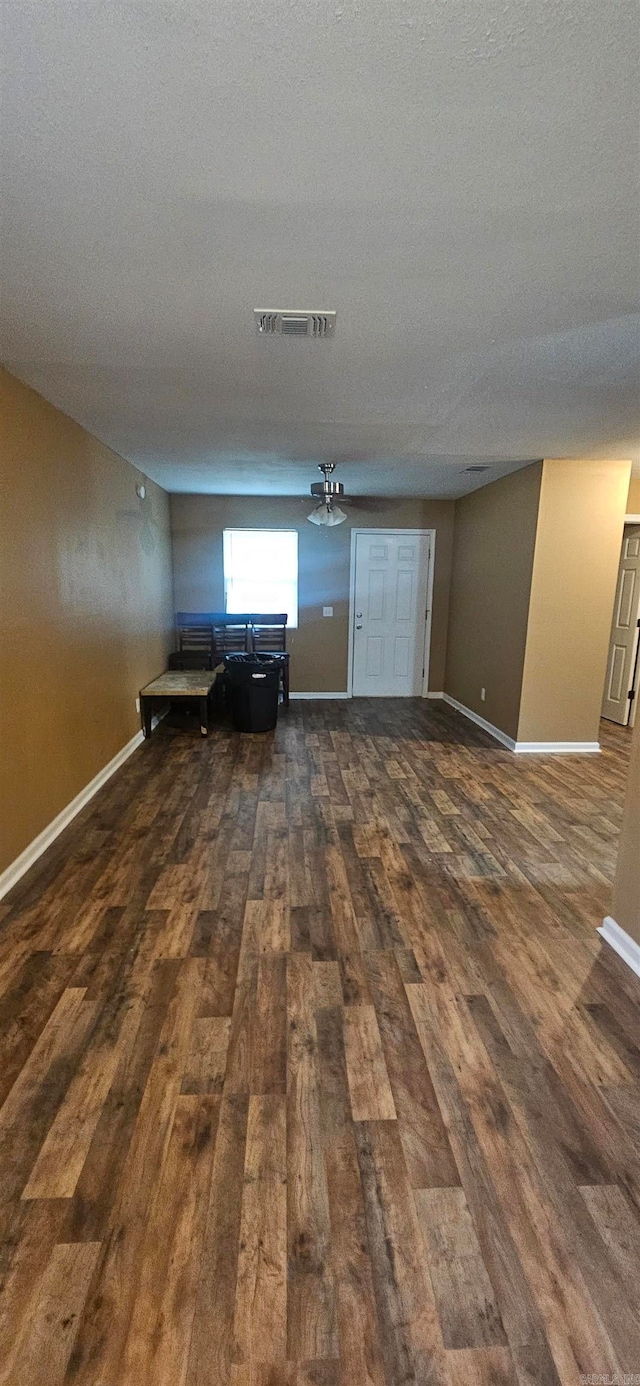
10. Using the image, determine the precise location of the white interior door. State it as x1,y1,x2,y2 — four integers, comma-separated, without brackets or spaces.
351,531,431,696
602,524,640,724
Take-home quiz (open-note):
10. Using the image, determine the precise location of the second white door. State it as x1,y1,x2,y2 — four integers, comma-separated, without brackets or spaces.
351,531,431,696
602,524,640,725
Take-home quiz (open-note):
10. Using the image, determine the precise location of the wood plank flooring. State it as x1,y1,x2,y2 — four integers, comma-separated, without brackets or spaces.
0,698,639,1385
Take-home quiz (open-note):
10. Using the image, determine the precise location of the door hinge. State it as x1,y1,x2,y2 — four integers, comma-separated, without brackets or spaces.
629,689,636,701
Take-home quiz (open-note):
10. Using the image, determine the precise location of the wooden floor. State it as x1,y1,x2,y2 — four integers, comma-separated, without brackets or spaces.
1,699,639,1386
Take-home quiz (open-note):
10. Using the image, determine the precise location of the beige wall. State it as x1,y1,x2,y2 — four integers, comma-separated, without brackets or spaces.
518,459,631,743
170,494,455,694
444,458,631,745
627,475,640,514
0,368,174,875
444,463,543,739
611,718,640,947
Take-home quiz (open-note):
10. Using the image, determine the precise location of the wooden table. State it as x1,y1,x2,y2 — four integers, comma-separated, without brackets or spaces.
140,668,221,737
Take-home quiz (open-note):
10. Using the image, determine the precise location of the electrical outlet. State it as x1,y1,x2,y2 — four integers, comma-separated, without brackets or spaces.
480,687,486,701
322,606,334,617
135,697,140,712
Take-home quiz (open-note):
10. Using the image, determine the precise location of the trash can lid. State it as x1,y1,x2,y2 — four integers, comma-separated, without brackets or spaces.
224,652,280,668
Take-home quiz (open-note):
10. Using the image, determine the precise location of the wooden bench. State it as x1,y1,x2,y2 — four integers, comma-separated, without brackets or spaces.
140,668,222,738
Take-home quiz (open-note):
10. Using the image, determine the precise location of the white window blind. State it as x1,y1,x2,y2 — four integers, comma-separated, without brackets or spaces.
223,529,299,628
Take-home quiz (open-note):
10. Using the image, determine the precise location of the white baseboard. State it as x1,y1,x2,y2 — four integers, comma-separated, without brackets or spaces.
0,727,148,903
426,691,444,699
442,694,601,754
514,741,600,754
597,916,640,980
442,694,517,750
289,691,351,700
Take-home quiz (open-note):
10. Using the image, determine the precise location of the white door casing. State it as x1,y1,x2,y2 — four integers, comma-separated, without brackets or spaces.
602,524,640,725
349,530,433,697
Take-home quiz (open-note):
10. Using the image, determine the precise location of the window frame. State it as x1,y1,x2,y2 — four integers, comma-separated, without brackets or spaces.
222,527,299,628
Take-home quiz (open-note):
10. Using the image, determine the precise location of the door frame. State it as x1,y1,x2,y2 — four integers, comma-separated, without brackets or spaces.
347,528,436,698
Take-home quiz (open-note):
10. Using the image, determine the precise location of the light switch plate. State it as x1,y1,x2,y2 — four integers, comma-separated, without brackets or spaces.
322,606,334,617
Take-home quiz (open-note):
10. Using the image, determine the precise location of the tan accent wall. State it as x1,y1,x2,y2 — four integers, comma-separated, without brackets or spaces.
170,494,455,694
518,459,631,744
0,368,174,875
627,475,640,514
444,463,543,740
611,719,640,947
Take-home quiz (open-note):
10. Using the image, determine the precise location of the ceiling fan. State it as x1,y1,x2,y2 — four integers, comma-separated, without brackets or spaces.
307,462,348,526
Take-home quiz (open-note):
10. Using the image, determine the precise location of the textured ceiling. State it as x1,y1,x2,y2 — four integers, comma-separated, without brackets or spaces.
1,0,639,497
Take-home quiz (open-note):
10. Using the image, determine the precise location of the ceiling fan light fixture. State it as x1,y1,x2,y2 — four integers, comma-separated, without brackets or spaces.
307,500,347,527
307,462,348,525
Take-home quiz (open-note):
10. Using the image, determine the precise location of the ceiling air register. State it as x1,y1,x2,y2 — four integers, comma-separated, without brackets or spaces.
254,310,337,338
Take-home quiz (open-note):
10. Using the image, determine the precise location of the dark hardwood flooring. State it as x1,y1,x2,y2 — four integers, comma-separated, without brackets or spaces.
0,699,638,1385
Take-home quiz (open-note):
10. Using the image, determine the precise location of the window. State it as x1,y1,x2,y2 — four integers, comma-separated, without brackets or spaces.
223,529,299,627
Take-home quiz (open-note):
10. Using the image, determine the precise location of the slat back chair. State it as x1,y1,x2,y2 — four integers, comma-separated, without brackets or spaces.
172,617,215,669
250,615,288,653
212,621,250,655
178,622,215,653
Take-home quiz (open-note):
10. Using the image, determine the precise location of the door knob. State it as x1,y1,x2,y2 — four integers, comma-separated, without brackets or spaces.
356,624,363,630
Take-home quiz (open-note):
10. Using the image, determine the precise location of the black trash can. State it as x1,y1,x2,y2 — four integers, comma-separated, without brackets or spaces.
224,653,281,732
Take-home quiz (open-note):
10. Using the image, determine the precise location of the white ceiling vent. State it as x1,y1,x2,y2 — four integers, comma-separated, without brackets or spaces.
255,310,336,338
